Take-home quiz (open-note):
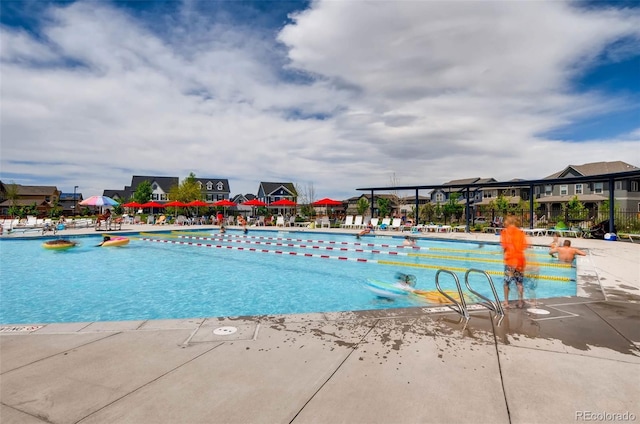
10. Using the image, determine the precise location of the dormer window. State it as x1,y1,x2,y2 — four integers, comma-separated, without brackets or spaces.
206,182,212,190
216,182,224,191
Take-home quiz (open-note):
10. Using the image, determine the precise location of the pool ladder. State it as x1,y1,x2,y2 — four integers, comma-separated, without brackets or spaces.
435,268,505,322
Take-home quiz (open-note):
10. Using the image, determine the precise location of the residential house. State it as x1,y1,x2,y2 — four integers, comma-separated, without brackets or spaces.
105,176,179,203
194,178,230,202
232,193,258,215
257,182,297,204
0,182,61,216
59,192,84,216
345,193,399,217
537,161,640,218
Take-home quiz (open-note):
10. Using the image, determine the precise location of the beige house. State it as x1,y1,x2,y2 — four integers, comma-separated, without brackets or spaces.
0,182,61,216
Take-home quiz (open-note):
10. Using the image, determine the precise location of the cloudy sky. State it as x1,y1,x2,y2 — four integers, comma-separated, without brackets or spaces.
1,0,639,200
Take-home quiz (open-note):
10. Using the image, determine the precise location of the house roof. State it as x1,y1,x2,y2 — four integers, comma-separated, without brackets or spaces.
545,161,639,179
194,178,230,192
14,185,60,196
130,176,179,193
259,182,297,197
103,189,128,200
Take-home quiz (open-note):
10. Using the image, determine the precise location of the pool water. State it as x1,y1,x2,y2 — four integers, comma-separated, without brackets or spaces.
0,230,576,324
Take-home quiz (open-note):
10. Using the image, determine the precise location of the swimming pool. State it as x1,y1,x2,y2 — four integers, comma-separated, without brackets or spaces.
0,230,576,324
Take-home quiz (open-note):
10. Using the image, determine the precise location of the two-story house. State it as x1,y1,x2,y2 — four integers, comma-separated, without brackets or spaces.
257,182,297,204
194,178,230,202
537,161,640,218
0,182,61,216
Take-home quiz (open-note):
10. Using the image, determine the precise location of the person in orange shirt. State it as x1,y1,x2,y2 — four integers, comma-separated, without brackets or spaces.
500,215,528,309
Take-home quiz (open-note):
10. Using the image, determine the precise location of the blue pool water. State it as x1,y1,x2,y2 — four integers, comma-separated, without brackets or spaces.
0,230,576,324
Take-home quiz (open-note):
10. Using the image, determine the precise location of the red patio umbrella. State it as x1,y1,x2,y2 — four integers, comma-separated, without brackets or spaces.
187,200,208,207
242,199,267,207
270,199,297,207
312,197,342,216
164,200,188,207
212,199,237,207
164,201,188,219
122,201,143,208
312,197,342,206
213,199,237,218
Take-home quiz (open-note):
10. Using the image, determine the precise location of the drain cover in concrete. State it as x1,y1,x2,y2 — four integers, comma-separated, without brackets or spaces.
527,308,551,315
213,326,238,336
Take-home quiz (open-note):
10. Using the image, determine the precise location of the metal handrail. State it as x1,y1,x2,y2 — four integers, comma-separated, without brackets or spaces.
464,268,505,317
435,269,469,321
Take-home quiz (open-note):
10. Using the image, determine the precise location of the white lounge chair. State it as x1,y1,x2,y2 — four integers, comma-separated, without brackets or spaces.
370,218,379,229
379,218,391,230
321,216,331,228
276,216,285,227
341,215,354,228
389,218,402,230
352,215,364,229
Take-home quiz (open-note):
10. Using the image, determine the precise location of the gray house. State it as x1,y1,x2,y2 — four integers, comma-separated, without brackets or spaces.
537,161,640,217
194,178,230,202
256,182,297,204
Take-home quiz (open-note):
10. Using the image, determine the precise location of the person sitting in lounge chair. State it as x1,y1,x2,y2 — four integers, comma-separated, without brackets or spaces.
95,209,111,228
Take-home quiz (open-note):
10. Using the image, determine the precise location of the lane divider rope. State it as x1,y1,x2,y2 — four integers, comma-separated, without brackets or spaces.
137,236,572,282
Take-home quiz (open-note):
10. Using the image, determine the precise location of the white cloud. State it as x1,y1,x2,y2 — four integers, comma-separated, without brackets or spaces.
1,0,639,200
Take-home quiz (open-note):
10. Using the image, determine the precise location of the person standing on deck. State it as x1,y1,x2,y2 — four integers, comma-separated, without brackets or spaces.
500,215,528,309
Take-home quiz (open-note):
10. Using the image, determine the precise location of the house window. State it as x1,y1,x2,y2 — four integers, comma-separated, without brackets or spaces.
575,184,583,194
594,182,603,194
560,185,568,195
615,181,622,191
535,186,540,195
511,189,516,197
206,182,212,190
632,181,639,192
638,203,640,213
544,185,552,196
435,192,445,202
217,182,224,191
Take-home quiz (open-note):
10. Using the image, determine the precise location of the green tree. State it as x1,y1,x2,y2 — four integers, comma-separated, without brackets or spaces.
356,197,370,216
169,172,202,202
443,193,463,222
5,183,20,215
420,203,435,223
377,197,391,218
563,195,587,221
133,180,153,204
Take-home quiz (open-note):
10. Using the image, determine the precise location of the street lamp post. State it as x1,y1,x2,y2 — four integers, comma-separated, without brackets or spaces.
74,186,78,216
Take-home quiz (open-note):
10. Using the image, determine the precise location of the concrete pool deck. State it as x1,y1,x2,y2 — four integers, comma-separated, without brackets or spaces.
1,225,639,423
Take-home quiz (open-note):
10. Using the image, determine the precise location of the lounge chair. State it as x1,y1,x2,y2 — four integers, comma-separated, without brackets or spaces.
276,216,285,227
341,215,354,228
379,218,391,230
352,215,364,229
321,216,331,228
286,216,295,227
389,218,402,231
370,217,379,229
154,215,167,225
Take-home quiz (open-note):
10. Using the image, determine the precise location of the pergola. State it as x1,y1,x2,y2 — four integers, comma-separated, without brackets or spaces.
357,170,640,231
